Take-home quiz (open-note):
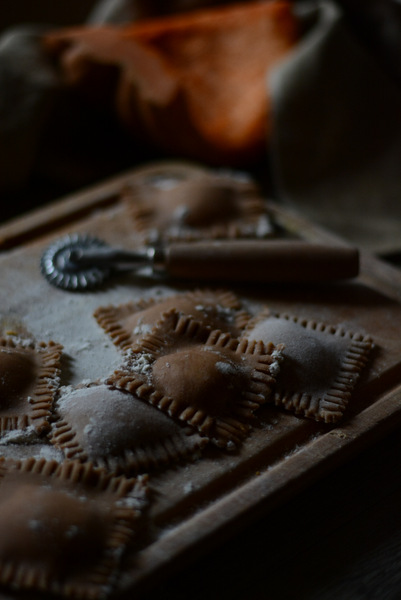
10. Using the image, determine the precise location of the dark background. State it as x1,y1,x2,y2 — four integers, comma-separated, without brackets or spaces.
0,2,96,31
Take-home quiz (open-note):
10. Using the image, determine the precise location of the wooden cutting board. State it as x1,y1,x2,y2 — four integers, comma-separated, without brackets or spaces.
1,161,401,599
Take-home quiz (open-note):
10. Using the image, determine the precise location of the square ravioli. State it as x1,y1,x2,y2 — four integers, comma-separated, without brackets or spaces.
243,310,373,423
0,337,62,438
51,383,208,474
93,289,251,352
0,457,148,598
107,309,282,449
123,172,274,243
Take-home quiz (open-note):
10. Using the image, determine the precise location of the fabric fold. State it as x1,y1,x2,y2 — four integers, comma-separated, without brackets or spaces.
270,1,401,252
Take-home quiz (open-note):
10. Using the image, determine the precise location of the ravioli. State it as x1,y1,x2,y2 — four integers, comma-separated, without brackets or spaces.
244,310,373,423
0,457,148,598
93,289,250,352
123,173,273,243
0,338,62,437
107,309,282,449
51,383,208,473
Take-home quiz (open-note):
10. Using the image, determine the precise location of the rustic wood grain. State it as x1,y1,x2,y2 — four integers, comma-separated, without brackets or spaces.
1,162,401,600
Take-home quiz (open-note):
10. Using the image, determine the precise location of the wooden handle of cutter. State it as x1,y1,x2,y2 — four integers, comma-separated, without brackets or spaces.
162,240,359,283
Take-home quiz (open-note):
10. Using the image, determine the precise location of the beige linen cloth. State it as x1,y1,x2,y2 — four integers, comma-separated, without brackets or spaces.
270,0,401,254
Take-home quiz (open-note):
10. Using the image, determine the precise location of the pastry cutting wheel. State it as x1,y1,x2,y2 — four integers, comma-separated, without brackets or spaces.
40,234,114,291
40,233,360,291
41,233,161,291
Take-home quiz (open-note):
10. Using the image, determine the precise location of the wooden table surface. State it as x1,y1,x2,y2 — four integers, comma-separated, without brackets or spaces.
136,423,401,600
1,163,401,600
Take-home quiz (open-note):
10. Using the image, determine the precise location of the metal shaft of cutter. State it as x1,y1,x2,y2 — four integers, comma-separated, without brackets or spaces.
68,246,158,270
